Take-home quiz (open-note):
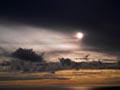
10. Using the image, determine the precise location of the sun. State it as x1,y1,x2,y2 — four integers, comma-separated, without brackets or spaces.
75,32,84,39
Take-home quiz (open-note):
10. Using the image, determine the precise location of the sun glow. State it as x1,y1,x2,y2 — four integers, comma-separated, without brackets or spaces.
76,32,84,39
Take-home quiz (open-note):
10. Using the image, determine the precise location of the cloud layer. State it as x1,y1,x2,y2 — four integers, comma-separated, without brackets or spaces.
0,23,118,62
0,24,80,52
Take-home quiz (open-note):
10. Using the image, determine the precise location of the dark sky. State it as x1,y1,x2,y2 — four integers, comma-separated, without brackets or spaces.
0,0,120,53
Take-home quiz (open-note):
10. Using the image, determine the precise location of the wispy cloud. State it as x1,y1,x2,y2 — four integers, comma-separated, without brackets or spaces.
0,25,79,52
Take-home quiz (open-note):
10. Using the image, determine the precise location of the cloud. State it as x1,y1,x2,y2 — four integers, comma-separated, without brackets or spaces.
0,24,79,52
0,23,118,62
0,46,10,56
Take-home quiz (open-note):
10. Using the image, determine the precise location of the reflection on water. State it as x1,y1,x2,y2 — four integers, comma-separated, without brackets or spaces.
0,86,119,90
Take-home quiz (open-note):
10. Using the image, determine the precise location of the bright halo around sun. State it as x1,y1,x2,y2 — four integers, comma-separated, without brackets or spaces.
75,32,84,39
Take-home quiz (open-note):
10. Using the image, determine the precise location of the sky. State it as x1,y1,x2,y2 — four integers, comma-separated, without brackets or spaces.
0,0,120,62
